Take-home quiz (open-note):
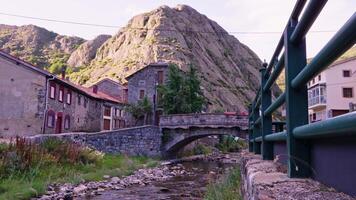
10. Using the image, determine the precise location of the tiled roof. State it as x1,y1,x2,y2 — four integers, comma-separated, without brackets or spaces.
125,62,169,80
0,50,125,104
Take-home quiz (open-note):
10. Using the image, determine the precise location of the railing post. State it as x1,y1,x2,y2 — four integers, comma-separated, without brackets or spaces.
248,104,254,152
284,19,311,178
252,102,261,154
260,65,274,160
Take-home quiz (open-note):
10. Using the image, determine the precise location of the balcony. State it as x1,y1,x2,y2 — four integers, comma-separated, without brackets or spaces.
308,85,327,109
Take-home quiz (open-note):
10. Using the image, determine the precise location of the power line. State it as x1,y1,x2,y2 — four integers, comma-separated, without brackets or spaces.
0,11,337,35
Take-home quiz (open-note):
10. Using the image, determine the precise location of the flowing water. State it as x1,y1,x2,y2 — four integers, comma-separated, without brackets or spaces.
81,159,237,200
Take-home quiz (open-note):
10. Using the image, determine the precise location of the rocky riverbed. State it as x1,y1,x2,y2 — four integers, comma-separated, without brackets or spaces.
35,153,241,200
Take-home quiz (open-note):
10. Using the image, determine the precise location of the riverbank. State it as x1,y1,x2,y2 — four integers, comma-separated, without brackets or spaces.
0,138,158,200
35,152,242,200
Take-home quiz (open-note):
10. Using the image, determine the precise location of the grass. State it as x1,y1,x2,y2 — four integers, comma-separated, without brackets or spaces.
0,154,157,200
205,167,242,200
0,138,158,200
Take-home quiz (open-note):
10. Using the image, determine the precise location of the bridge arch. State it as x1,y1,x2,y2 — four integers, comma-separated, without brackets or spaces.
162,127,247,156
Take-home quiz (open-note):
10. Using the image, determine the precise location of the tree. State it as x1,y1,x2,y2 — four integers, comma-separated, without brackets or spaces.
125,96,152,125
158,64,205,114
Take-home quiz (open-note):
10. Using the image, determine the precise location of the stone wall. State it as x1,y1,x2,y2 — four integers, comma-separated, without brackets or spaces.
0,57,47,137
240,151,354,200
29,125,162,157
160,113,248,129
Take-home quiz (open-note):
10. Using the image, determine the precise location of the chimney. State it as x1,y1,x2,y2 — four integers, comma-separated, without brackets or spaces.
61,66,67,80
92,85,98,94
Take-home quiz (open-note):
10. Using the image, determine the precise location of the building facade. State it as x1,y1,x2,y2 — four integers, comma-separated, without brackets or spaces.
0,51,127,137
126,62,169,125
308,57,356,123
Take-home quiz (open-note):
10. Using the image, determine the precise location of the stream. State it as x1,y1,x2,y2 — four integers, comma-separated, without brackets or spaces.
79,154,240,200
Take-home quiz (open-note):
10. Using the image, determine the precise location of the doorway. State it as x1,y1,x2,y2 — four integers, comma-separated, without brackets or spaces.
56,112,63,134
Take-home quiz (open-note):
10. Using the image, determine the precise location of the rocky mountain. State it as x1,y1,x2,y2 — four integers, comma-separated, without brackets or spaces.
67,34,111,68
0,5,281,112
69,5,277,112
0,24,85,68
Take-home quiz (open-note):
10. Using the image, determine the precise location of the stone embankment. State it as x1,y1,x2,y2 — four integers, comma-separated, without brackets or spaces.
240,151,355,200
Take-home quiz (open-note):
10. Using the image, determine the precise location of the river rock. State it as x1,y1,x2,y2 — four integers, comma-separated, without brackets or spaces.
73,184,87,194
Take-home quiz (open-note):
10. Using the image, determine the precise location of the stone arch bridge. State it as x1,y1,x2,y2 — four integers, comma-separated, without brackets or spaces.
159,113,248,156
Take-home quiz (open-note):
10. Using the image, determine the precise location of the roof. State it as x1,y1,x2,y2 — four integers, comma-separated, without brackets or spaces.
0,49,125,104
125,62,169,80
0,50,52,77
90,78,127,89
328,56,356,68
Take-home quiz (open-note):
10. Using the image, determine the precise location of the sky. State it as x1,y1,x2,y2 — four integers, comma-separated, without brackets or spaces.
0,0,355,60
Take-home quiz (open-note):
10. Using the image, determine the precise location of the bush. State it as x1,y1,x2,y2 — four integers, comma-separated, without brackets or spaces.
193,144,212,155
216,136,246,153
0,137,103,179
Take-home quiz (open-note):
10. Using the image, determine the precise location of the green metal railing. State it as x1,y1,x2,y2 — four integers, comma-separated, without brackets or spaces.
249,0,356,178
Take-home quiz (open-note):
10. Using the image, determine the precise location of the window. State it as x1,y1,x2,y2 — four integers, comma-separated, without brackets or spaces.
104,106,111,116
66,90,72,105
58,86,64,102
77,95,81,105
64,115,70,129
139,80,146,86
139,89,145,99
343,70,351,77
312,78,315,84
158,71,164,84
84,98,88,108
49,83,56,99
47,110,55,128
318,75,321,81
343,88,353,98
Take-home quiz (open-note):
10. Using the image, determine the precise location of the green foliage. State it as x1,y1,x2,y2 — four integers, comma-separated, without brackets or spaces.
205,166,242,200
47,59,66,74
193,144,212,155
0,137,158,200
158,64,205,114
216,136,246,153
125,96,152,125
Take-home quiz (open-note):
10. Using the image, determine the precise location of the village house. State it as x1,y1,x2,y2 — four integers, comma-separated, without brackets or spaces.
125,62,169,125
308,56,356,123
0,50,127,137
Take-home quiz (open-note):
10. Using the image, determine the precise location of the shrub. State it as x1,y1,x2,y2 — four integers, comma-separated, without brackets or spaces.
216,136,246,153
0,137,104,179
193,144,212,155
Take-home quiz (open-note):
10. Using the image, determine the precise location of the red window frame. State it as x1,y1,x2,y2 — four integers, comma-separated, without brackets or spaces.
58,86,64,102
64,115,70,129
49,83,56,99
46,110,55,128
158,71,164,84
66,90,72,105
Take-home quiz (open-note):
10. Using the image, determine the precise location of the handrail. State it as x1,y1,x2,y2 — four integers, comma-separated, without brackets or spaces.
293,112,356,139
290,0,327,43
263,55,285,92
264,92,286,116
265,131,287,141
255,136,262,142
292,13,356,88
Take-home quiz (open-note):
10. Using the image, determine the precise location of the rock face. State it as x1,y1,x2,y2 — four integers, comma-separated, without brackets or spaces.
71,5,275,112
0,24,85,68
67,34,111,68
0,5,281,111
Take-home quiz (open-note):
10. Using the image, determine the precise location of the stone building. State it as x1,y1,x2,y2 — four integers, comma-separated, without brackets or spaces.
126,62,169,125
0,51,126,137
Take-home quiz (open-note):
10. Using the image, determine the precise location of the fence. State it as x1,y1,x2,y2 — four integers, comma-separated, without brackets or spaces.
248,0,356,196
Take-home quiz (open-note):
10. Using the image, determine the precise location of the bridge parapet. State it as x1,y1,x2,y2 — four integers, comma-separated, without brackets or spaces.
159,113,248,130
